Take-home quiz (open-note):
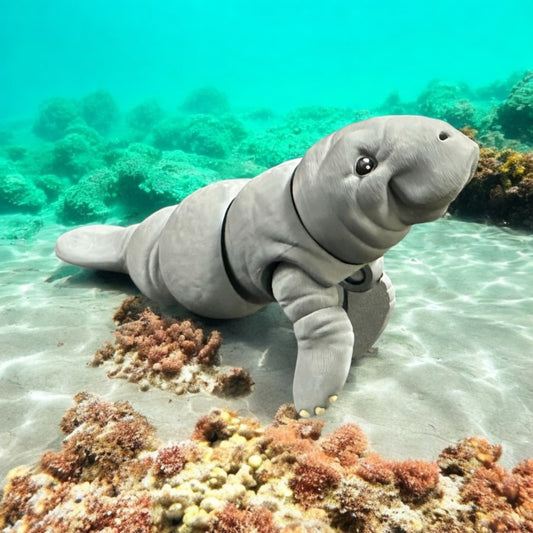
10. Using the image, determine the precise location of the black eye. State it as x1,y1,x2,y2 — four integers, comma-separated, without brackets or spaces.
355,156,376,176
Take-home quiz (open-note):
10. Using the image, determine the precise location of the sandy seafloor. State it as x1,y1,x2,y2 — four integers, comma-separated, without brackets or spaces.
0,214,532,484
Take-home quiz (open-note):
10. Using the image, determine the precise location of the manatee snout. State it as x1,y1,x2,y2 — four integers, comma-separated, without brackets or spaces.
388,121,479,224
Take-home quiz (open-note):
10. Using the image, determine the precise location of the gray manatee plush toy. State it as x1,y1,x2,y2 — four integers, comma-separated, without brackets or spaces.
56,115,479,417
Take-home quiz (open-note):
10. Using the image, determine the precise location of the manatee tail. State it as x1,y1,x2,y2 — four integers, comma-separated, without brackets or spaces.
55,224,138,273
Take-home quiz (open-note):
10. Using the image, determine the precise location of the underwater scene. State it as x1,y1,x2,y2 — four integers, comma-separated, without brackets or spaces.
1,0,533,531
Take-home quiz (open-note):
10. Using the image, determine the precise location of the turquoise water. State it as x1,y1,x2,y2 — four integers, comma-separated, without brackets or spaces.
0,0,532,484
2,0,533,120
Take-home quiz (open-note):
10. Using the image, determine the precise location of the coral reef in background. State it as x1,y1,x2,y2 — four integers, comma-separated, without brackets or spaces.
126,100,165,139
92,296,254,398
80,90,119,135
496,71,533,145
237,106,366,168
58,168,117,223
1,74,533,233
32,97,83,141
1,394,532,532
153,113,246,158
138,156,220,209
416,80,476,129
450,142,533,230
0,167,46,213
181,86,231,116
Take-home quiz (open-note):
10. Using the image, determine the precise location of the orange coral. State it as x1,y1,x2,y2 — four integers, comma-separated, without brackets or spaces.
210,504,279,533
320,423,368,468
1,393,156,532
112,309,221,369
290,452,341,507
91,298,253,398
260,416,324,460
356,452,395,485
154,444,191,478
41,392,156,484
2,395,532,532
438,436,502,476
392,460,440,500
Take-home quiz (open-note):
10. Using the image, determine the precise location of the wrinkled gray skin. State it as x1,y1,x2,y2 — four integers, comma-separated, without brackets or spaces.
56,115,479,417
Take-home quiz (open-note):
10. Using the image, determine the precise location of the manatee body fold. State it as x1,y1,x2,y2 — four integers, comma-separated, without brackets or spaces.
55,115,479,415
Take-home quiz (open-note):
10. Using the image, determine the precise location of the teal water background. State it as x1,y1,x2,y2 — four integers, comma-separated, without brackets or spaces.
2,0,533,122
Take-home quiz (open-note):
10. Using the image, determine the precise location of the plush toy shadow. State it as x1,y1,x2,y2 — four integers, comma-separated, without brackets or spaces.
56,115,479,416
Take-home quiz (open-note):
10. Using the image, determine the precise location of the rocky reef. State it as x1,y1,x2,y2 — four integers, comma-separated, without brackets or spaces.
1,393,532,532
450,144,533,229
92,296,254,398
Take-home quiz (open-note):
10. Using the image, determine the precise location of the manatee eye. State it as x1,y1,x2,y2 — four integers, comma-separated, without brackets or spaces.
355,156,376,176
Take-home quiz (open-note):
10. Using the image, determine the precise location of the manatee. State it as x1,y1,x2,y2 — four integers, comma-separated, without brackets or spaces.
55,115,479,416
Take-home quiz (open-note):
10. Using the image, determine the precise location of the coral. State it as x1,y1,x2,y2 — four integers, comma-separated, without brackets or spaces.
139,157,219,208
191,409,255,443
320,423,368,468
127,99,165,134
460,464,531,531
497,71,533,144
2,396,533,532
212,367,255,397
110,143,162,215
290,452,341,506
32,97,82,141
210,504,278,533
58,168,117,223
181,86,230,115
113,295,152,324
32,173,70,201
43,127,104,179
355,452,395,485
2,145,27,162
416,80,476,129
40,392,157,483
450,146,533,229
438,436,502,476
80,90,119,135
237,106,363,168
154,444,195,479
92,297,253,398
0,394,156,531
392,460,440,501
152,113,246,158
0,170,46,213
260,413,323,461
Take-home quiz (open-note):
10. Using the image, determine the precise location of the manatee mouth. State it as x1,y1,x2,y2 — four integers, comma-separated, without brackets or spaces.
388,178,449,225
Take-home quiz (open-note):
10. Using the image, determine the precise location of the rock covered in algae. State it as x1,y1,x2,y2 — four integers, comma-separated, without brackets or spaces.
91,296,254,398
450,142,533,229
1,394,532,532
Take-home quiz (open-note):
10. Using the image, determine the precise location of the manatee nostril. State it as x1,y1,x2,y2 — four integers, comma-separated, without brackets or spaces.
438,131,450,141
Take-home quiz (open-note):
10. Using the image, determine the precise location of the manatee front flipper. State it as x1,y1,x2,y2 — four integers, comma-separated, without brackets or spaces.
272,263,354,417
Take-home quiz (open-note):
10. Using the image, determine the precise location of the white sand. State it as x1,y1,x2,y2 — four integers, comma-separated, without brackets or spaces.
1,216,532,484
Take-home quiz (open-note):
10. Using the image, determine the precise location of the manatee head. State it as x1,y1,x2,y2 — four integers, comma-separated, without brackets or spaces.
292,115,479,264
